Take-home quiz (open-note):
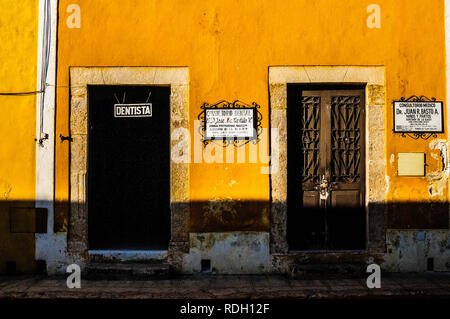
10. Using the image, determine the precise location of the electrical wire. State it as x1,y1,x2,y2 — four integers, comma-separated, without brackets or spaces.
0,1,52,146
0,0,51,99
37,0,52,144
0,84,86,95
0,91,44,96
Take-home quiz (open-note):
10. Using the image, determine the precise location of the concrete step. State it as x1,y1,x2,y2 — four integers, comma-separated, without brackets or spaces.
85,262,171,280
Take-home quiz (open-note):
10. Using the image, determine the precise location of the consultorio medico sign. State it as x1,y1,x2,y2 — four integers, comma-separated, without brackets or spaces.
393,97,444,133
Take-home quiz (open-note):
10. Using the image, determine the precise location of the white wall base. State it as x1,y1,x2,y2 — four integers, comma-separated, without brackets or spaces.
383,230,450,272
182,232,272,274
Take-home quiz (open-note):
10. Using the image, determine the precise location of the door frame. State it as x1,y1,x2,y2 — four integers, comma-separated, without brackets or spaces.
68,67,189,268
288,87,367,251
269,66,387,257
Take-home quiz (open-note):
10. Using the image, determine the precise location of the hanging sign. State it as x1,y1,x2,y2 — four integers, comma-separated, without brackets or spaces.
114,103,152,118
393,98,443,133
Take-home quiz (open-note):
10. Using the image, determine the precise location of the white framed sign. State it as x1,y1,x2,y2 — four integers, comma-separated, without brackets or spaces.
393,100,443,133
204,108,256,139
114,103,152,118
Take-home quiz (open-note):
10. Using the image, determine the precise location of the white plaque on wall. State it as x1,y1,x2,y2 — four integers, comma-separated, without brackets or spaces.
393,100,443,133
204,108,256,139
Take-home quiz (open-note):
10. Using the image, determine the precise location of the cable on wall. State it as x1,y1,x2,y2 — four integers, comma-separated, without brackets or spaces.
0,90,44,96
37,0,52,145
0,0,52,146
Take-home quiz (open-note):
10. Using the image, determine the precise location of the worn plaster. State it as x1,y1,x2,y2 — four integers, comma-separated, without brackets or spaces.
182,232,272,274
383,230,450,272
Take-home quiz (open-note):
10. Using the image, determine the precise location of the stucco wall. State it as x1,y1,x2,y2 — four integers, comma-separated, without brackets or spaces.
44,0,450,273
0,0,38,273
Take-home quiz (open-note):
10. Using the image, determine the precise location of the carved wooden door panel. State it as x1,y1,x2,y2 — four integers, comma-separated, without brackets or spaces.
288,87,366,250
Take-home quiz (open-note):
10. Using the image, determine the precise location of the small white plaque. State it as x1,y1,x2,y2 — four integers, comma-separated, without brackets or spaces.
398,152,425,176
205,108,256,139
393,101,443,133
114,103,152,118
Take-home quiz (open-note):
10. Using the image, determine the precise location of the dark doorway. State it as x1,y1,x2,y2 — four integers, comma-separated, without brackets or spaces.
287,85,366,251
87,85,170,250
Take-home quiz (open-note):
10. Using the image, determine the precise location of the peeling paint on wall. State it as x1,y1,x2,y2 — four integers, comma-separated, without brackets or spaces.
202,198,238,226
427,140,449,198
385,175,391,194
383,230,450,272
182,232,272,274
0,181,12,200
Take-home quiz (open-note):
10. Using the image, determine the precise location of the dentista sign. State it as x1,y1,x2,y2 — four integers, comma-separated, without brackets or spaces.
114,103,152,118
393,100,443,133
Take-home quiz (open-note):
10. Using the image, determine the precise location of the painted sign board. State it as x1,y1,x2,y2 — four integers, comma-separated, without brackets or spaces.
204,108,256,139
114,103,152,118
393,101,443,133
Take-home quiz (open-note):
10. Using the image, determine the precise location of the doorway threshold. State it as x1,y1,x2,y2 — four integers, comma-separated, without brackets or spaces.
289,250,367,255
88,250,167,262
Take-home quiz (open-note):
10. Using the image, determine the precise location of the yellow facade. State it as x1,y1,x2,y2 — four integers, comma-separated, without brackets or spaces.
55,0,448,227
0,0,449,274
0,0,38,273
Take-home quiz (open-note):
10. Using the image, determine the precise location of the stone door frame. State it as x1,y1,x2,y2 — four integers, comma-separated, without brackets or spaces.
68,67,189,268
269,66,387,256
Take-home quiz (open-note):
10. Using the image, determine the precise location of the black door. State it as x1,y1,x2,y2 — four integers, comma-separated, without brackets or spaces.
88,85,170,250
287,85,366,251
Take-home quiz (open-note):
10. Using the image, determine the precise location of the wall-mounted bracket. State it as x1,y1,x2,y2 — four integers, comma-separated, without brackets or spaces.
59,134,73,142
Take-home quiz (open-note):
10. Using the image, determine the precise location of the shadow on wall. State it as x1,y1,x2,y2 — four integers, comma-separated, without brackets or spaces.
0,199,449,274
0,201,47,274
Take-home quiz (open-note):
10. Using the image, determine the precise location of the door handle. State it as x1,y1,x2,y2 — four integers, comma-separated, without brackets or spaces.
315,174,330,200
314,174,338,200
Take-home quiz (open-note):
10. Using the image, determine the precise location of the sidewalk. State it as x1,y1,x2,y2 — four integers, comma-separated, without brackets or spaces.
0,273,449,299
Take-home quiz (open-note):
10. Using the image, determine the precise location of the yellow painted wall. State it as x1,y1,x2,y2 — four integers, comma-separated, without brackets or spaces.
54,1,448,230
0,0,38,273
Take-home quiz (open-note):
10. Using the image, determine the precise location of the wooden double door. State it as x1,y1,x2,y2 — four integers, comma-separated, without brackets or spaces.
287,86,366,250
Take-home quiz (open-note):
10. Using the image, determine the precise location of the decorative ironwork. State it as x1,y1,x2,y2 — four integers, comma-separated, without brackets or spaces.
400,132,438,140
198,100,263,147
300,96,320,183
395,95,440,140
400,95,436,102
330,96,361,183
